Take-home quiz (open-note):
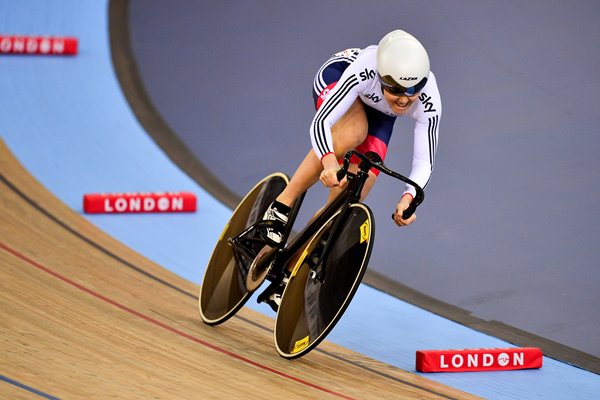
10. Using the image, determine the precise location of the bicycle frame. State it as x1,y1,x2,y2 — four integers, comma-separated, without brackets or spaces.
233,149,425,288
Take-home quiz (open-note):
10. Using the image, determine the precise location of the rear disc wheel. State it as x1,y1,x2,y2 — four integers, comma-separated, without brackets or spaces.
199,173,289,325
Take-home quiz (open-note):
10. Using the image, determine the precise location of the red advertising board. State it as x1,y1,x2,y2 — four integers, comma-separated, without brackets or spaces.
416,347,543,372
83,192,197,214
0,35,78,55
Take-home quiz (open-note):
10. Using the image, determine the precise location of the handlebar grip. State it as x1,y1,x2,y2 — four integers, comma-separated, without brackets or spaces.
391,200,418,222
401,204,417,220
336,167,347,182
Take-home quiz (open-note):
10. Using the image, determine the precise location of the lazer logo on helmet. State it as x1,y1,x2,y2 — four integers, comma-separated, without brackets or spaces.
359,68,376,81
399,77,418,81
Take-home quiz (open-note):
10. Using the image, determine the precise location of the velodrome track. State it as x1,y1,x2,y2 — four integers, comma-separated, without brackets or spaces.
1,1,599,399
1,140,479,399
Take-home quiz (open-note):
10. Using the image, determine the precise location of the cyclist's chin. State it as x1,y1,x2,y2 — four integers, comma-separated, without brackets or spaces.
390,104,411,115
386,99,412,115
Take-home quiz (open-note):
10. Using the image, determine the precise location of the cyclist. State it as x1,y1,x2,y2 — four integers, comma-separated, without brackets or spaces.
259,30,442,310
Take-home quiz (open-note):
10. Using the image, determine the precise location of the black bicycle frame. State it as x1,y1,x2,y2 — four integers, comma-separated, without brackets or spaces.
235,150,425,284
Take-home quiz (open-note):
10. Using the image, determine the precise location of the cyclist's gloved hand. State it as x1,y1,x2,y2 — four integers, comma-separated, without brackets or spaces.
393,193,416,227
319,153,347,188
320,167,346,187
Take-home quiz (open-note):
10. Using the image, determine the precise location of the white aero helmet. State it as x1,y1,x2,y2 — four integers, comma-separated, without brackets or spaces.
377,30,430,96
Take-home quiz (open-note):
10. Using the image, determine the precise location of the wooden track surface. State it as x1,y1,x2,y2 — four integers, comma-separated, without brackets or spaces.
0,139,480,399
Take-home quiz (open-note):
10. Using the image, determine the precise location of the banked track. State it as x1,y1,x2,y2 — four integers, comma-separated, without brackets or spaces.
0,140,480,399
109,0,600,375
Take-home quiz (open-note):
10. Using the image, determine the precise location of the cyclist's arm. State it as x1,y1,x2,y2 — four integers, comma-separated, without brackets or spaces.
394,113,440,226
404,72,442,198
310,80,360,157
310,76,361,187
309,68,362,167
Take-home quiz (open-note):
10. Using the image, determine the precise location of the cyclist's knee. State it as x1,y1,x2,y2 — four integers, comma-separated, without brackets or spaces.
326,185,344,203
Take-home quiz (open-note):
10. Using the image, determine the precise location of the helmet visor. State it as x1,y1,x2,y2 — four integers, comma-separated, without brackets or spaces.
378,74,427,96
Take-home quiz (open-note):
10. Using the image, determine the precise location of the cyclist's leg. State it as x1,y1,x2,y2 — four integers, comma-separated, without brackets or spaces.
274,150,320,207
257,99,369,308
259,97,368,250
276,98,369,208
276,50,368,209
323,105,396,204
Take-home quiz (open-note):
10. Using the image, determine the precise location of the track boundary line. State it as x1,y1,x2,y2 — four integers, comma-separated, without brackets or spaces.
0,374,60,400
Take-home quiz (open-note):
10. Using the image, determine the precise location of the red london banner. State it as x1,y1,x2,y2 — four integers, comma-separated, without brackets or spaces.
0,35,78,55
416,347,543,373
83,192,197,214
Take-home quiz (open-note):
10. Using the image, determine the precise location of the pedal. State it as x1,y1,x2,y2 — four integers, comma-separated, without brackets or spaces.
255,220,286,249
256,281,278,304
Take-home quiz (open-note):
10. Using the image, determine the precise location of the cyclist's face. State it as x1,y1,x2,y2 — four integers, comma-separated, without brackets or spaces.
383,90,419,115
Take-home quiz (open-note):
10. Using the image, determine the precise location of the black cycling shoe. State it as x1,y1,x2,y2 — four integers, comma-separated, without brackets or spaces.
258,201,290,247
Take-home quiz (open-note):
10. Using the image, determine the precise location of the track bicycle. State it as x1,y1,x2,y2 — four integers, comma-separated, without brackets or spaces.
199,149,424,359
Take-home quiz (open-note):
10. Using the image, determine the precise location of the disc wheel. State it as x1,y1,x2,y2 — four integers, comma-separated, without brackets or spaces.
274,203,375,358
199,173,288,325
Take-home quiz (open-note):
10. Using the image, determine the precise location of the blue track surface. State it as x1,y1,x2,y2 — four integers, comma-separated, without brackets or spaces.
1,1,598,399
